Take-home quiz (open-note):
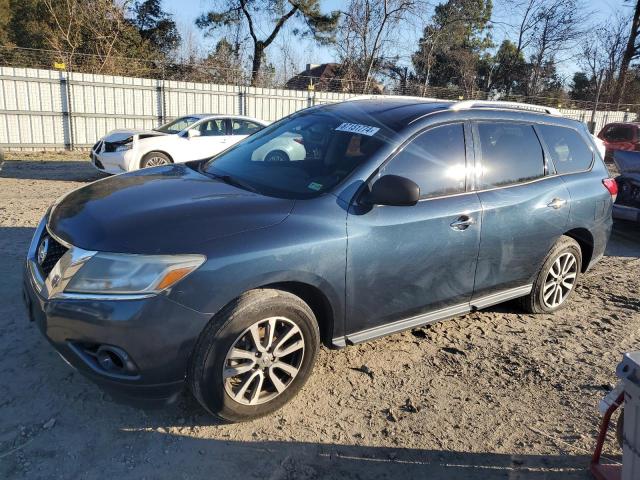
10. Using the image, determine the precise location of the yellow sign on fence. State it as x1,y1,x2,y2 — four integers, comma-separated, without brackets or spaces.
53,62,66,70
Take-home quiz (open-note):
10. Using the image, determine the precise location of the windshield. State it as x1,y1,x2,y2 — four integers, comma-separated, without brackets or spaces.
154,116,201,134
202,110,389,199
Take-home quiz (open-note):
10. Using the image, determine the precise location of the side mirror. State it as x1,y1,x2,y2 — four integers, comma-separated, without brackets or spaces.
363,175,420,206
187,129,201,139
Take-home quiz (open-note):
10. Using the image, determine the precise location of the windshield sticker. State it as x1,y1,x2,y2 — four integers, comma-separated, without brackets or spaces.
335,123,380,137
307,182,323,191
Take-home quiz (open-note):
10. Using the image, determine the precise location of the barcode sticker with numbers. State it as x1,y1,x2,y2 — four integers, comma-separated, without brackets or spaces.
335,123,380,136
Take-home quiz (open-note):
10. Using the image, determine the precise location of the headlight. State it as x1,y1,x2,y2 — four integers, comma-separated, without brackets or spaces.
65,253,205,295
115,143,132,152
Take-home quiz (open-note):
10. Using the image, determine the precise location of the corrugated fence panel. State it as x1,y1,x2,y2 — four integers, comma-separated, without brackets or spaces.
2,66,639,150
68,72,158,146
0,66,65,148
164,81,239,120
245,87,309,121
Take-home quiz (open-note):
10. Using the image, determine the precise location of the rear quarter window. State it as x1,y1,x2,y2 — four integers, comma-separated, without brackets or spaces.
537,125,593,174
476,122,544,188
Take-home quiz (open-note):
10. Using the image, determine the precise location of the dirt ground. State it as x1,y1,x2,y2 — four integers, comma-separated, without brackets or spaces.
1,157,639,480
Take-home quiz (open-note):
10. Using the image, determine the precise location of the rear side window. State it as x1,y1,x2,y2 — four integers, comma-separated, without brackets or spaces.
537,125,593,174
603,125,634,142
477,122,544,188
379,123,466,198
231,120,263,135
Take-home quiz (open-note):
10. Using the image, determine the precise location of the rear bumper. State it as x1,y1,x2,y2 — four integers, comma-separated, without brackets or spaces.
23,261,211,407
613,204,640,222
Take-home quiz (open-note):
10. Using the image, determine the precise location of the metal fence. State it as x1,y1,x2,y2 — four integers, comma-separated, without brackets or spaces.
0,65,637,151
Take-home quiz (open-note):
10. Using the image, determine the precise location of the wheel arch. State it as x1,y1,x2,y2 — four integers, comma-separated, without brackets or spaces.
563,228,594,272
260,281,336,348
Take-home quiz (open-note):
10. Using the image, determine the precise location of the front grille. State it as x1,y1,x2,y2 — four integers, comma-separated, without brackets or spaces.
103,142,117,153
37,230,68,277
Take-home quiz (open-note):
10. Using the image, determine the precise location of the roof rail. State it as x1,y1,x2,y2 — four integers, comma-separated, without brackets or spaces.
450,100,562,116
344,94,443,103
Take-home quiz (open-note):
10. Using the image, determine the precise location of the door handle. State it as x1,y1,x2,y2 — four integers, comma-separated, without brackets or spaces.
450,215,476,231
547,198,567,209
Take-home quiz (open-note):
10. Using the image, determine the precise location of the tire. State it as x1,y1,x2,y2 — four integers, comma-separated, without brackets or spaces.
520,235,582,314
140,151,172,168
188,289,320,422
264,150,290,163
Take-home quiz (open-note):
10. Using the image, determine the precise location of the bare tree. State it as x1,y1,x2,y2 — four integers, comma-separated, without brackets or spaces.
337,0,424,93
580,15,628,103
197,0,339,86
614,0,640,104
497,0,584,95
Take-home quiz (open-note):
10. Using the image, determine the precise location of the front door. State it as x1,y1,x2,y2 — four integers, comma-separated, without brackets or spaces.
345,123,481,340
185,118,230,160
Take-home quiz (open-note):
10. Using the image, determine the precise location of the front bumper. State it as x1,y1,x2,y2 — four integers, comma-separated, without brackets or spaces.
90,141,135,175
24,221,211,407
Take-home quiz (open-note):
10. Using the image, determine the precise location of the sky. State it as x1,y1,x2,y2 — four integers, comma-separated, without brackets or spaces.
164,0,631,80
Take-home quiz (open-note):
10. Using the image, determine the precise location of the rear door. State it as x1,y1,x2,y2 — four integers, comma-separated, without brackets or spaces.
471,121,571,300
345,123,482,340
229,119,264,145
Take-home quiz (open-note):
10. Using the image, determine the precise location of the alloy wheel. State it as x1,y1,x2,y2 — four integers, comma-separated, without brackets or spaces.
145,156,170,167
223,317,305,406
542,252,578,309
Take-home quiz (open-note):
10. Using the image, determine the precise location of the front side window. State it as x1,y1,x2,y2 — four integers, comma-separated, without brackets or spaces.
197,119,226,136
537,125,593,174
203,110,391,198
232,120,263,136
477,122,544,188
378,123,466,198
154,116,200,134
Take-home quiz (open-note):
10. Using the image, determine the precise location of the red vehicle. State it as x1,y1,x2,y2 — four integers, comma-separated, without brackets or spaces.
597,122,640,162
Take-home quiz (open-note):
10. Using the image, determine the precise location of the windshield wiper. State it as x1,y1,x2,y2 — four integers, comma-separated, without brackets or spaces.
209,173,259,194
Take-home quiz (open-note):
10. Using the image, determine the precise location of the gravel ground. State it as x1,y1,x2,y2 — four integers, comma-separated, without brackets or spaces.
1,158,639,480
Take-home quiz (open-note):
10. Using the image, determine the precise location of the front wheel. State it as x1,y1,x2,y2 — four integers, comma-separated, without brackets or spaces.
140,151,172,168
521,236,582,314
188,289,319,422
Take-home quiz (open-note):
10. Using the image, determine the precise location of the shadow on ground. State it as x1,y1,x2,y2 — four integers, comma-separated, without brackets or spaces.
0,160,104,182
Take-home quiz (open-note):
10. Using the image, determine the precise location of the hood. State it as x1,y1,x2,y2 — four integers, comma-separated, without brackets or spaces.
48,164,294,254
614,150,640,174
103,129,166,143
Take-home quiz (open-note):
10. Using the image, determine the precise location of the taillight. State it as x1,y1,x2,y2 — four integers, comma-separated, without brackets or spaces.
293,137,304,145
603,178,618,201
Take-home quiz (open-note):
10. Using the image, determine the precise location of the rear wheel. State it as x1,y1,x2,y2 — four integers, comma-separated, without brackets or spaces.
188,289,319,422
140,151,172,168
521,236,582,314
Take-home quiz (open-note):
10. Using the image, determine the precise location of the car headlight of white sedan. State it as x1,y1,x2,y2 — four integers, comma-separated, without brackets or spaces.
114,142,133,152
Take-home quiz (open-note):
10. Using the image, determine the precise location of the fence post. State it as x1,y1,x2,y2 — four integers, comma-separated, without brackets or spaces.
59,70,74,150
238,86,244,116
156,79,166,126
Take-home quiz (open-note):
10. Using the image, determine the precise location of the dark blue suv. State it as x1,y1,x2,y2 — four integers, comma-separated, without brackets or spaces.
23,99,615,421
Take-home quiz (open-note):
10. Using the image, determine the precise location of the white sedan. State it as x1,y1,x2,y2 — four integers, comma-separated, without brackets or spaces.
90,115,269,174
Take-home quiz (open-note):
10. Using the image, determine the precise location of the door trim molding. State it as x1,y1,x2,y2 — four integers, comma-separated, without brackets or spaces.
337,284,533,346
470,284,532,309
